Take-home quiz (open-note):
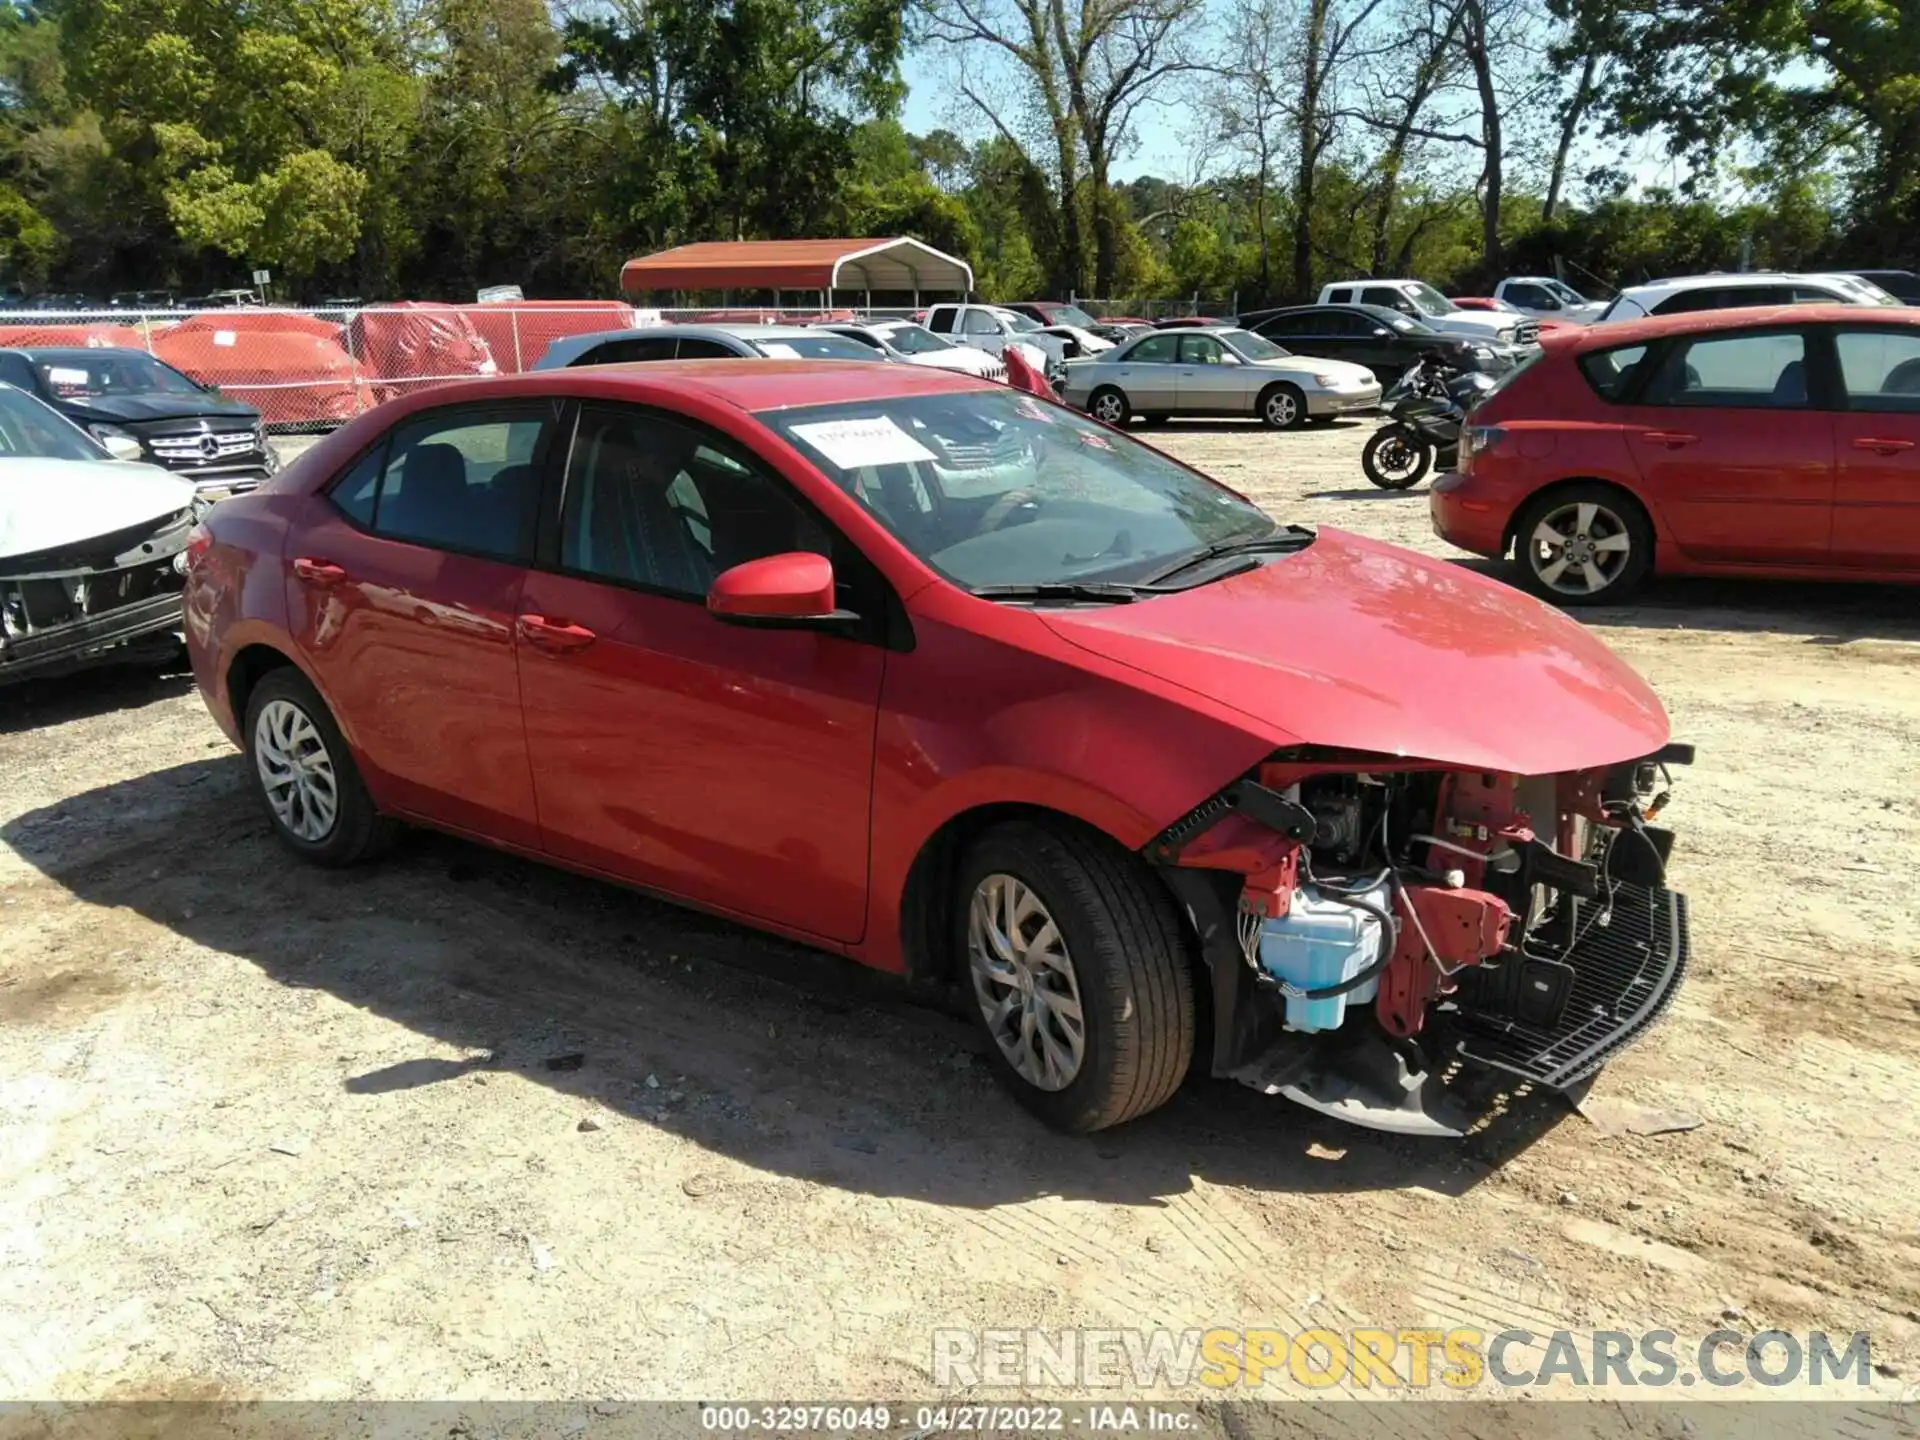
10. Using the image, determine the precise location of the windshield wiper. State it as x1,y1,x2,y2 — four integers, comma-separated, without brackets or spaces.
971,581,1142,605
1143,524,1316,585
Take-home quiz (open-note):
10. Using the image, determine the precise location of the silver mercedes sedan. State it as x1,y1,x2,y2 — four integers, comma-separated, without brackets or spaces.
1059,326,1382,428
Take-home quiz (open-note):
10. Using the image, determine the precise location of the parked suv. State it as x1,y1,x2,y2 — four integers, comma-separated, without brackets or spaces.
1597,272,1901,322
0,346,274,497
921,303,1068,382
1430,304,1920,602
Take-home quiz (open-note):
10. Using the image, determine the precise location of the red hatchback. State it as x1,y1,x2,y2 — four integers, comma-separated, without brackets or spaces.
185,362,1690,1138
1432,304,1920,601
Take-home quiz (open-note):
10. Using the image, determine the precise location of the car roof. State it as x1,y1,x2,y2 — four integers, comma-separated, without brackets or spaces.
0,346,155,361
1614,272,1849,301
1567,303,1920,350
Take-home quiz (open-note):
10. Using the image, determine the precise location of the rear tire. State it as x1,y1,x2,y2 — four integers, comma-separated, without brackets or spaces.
1510,482,1653,605
956,820,1194,1133
1258,383,1308,429
1088,387,1131,426
243,668,396,866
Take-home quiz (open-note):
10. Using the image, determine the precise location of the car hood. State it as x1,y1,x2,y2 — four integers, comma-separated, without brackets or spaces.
910,349,997,375
55,393,259,426
0,459,197,561
1431,312,1515,338
1040,528,1669,775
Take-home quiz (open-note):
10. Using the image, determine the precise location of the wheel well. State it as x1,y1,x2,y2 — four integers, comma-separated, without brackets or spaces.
897,803,1201,989
1502,477,1655,560
226,643,299,728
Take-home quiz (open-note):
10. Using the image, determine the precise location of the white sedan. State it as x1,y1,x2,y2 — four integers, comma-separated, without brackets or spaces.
813,320,1007,381
1059,327,1381,428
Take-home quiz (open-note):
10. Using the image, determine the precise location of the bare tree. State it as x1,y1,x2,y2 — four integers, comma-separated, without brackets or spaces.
916,0,1200,293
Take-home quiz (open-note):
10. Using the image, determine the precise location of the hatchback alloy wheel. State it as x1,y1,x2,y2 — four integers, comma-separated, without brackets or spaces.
253,698,339,841
967,872,1087,1092
1527,499,1635,597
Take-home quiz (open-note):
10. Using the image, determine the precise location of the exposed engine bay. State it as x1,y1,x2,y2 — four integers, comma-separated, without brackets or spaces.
0,506,194,684
1151,745,1692,1136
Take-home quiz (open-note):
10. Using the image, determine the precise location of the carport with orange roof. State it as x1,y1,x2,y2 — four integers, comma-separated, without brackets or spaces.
618,237,974,309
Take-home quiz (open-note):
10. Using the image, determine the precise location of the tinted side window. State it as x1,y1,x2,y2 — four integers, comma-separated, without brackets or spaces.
1643,331,1808,408
1128,334,1179,363
1258,314,1312,337
1835,328,1920,413
1506,283,1553,307
368,408,549,560
0,353,36,389
575,336,677,365
925,309,953,334
674,338,738,359
1327,288,1353,304
561,406,834,601
328,447,382,526
1577,344,1650,402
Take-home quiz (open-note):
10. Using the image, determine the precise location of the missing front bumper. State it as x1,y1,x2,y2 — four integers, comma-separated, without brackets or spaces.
0,590,186,683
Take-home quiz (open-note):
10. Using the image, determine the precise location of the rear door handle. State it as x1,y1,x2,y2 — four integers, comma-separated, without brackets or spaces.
1852,436,1915,455
1641,431,1698,449
292,556,347,585
516,613,597,654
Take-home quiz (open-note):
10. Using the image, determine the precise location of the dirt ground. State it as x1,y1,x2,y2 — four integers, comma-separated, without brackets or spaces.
1,420,1916,1408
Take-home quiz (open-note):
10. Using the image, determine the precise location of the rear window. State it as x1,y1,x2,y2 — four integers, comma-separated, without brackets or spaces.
1578,344,1650,402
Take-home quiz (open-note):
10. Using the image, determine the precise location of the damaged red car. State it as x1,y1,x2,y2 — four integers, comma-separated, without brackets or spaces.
183,362,1690,1137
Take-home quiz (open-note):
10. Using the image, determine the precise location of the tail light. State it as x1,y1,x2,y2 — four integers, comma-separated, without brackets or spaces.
183,521,213,572
1459,425,1505,470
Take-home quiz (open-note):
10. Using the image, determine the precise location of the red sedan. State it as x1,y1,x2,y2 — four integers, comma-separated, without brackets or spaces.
1433,304,1920,601
185,362,1689,1137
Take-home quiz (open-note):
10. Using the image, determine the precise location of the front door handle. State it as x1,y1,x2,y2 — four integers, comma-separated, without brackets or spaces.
516,613,597,654
1852,436,1915,455
1641,430,1698,449
292,556,347,585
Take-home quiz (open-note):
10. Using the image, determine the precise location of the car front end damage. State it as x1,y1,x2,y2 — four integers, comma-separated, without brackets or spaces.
1153,744,1692,1137
0,506,194,683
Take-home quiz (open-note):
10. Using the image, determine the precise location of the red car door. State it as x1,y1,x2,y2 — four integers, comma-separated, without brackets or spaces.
515,404,887,942
1829,324,1920,571
1620,326,1835,565
288,400,559,849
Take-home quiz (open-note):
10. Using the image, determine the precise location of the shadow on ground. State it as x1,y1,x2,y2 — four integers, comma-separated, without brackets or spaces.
0,659,194,735
1442,556,1920,643
3,754,1568,1211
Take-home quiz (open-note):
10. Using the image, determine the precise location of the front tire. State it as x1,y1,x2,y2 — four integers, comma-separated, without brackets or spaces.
1088,387,1131,426
243,668,396,866
1362,425,1433,489
1259,383,1308,429
1510,483,1653,604
956,820,1194,1133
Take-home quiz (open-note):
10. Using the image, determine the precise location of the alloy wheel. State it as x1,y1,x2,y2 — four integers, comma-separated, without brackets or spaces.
1527,499,1634,596
1091,392,1126,424
967,873,1087,1092
1265,391,1299,426
254,698,339,841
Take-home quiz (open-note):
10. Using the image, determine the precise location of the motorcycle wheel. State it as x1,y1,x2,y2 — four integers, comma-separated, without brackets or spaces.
1362,426,1433,490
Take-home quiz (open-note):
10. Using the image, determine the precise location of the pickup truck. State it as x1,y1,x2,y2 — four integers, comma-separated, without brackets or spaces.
1492,276,1607,324
922,303,1069,380
1316,279,1538,348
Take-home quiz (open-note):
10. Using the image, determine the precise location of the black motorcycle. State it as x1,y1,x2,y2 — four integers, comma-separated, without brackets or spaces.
1362,356,1496,490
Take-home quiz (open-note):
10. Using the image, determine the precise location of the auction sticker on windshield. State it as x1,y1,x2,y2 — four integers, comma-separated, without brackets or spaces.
789,416,938,469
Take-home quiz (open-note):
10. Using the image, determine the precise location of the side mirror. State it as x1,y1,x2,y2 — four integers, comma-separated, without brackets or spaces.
101,433,144,462
1373,327,1392,337
707,551,850,627
1537,297,1562,311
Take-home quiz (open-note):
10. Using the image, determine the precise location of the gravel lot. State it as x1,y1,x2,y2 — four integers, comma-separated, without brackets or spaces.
2,420,1916,1405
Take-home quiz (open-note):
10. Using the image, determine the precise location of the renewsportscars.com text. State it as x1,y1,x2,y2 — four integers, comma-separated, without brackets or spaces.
931,1327,1876,1391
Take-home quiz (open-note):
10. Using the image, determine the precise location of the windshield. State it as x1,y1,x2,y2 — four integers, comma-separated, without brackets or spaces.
753,335,875,361
1543,280,1589,305
765,390,1274,591
0,386,112,462
35,353,204,399
1052,305,1099,328
1405,282,1456,318
877,324,952,355
1001,312,1042,334
1220,330,1290,361
1357,304,1435,336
